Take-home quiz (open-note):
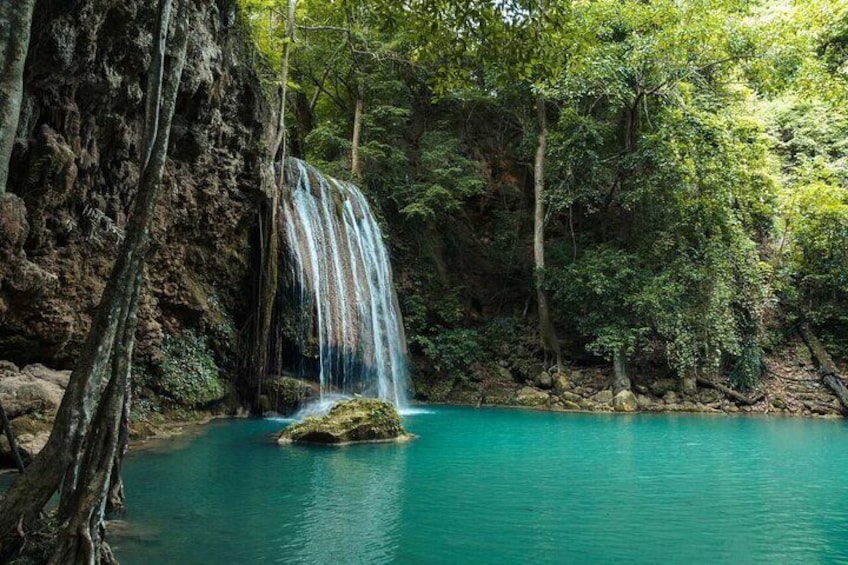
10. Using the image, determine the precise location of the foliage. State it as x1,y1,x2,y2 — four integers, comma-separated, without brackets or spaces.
232,0,848,388
156,330,226,406
396,130,485,221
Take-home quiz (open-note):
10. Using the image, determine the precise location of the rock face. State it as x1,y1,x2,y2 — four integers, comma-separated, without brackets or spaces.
261,376,319,415
613,390,638,412
0,361,69,465
0,363,68,418
513,386,550,406
0,0,269,383
592,390,614,405
278,398,408,445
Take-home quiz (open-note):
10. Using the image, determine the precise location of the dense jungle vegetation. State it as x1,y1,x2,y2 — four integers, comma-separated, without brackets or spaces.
240,0,848,391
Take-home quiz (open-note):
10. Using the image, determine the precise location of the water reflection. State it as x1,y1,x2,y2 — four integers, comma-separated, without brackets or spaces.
285,444,407,564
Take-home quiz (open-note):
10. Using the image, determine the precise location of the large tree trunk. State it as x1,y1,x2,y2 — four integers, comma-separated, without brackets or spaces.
50,272,142,565
799,323,848,414
0,399,24,473
533,94,561,370
0,0,188,556
351,81,363,179
0,0,36,196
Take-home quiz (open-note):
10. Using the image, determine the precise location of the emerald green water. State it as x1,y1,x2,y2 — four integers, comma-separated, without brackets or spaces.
106,407,848,563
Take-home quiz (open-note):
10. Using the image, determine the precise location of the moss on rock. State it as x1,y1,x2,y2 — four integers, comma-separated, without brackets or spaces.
278,398,409,445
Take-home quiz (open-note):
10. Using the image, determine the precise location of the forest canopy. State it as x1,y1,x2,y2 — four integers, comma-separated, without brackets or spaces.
234,0,848,389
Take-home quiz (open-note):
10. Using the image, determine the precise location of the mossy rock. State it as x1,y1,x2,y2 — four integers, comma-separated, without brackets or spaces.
278,398,409,445
265,376,318,413
0,414,53,465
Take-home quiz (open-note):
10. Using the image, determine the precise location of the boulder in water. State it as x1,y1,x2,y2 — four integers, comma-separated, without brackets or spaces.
278,398,409,445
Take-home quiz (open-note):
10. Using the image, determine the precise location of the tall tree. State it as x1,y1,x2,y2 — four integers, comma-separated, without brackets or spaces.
0,0,36,196
0,1,189,559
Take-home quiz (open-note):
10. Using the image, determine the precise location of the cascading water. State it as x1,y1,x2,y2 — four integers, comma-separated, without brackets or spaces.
282,158,408,409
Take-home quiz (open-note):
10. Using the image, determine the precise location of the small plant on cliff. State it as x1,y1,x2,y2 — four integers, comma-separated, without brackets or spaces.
158,330,225,406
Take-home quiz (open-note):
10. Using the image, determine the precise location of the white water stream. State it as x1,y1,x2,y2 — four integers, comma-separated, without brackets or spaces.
282,159,408,408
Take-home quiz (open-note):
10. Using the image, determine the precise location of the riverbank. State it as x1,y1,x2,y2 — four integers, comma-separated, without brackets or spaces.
414,338,847,419
2,337,846,470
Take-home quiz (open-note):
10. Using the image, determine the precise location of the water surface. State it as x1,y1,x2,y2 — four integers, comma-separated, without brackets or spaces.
109,407,848,563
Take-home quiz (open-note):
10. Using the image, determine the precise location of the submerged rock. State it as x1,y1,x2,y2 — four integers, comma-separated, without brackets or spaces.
278,398,409,445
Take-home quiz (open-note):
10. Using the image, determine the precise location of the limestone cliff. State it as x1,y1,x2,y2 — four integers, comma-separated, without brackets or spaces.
0,1,270,387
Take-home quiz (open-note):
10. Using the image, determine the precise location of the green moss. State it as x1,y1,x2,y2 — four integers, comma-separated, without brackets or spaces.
156,330,226,406
279,398,407,445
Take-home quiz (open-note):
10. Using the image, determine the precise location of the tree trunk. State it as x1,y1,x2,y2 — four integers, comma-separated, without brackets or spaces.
351,81,363,179
799,323,848,414
681,369,697,395
105,382,131,513
0,399,24,473
612,347,630,393
0,0,37,195
0,0,188,555
533,94,561,370
50,272,141,565
695,376,764,406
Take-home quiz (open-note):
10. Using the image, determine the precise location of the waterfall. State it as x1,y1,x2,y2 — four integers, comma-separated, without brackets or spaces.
281,159,408,408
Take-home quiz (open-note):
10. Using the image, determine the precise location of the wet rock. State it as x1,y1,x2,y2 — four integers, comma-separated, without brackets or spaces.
559,390,582,404
650,378,678,396
0,414,53,463
535,371,553,390
0,194,29,253
265,376,319,413
278,398,408,445
513,386,550,406
636,394,654,410
553,373,570,396
0,363,68,419
771,397,787,410
613,390,638,412
592,390,614,405
561,399,581,410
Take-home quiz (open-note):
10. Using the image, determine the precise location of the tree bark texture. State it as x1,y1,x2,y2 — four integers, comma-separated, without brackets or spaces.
612,348,630,393
695,376,764,405
49,273,142,565
533,94,561,370
0,0,37,195
0,0,189,556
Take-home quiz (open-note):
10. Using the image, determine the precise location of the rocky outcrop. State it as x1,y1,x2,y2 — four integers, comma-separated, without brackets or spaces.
278,398,409,445
513,386,550,406
613,390,638,412
0,361,68,464
0,0,270,383
0,362,68,418
261,376,319,415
